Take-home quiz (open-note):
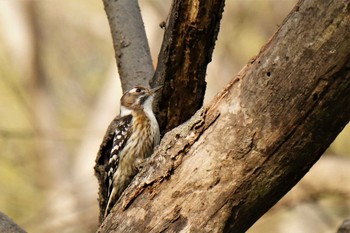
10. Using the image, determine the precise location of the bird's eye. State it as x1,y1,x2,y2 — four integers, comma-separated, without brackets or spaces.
135,88,141,93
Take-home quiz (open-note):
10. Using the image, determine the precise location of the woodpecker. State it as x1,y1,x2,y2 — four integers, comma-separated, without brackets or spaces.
95,86,161,220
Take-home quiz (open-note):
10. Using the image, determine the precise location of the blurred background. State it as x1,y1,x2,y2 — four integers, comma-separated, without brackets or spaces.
0,0,349,232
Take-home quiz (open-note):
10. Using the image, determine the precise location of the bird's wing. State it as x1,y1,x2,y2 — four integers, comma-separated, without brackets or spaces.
105,114,133,196
94,114,133,222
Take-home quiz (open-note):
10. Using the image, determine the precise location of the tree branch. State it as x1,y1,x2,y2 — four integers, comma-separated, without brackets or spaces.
98,0,350,231
0,212,26,233
102,0,154,91
151,0,225,135
338,219,350,233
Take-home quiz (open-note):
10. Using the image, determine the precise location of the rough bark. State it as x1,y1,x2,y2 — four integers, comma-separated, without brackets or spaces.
97,0,350,232
151,0,225,135
0,212,26,233
102,0,154,91
338,219,350,233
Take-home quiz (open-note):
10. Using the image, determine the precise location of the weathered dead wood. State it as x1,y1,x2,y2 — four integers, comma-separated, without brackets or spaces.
152,0,225,135
98,0,350,232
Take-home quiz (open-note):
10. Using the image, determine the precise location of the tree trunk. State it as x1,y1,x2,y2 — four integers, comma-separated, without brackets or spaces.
151,0,225,135
98,0,350,232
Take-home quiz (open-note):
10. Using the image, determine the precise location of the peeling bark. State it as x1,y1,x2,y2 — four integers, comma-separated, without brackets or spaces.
98,0,350,232
152,0,225,135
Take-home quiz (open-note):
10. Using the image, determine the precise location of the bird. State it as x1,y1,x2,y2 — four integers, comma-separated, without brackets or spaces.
95,85,162,221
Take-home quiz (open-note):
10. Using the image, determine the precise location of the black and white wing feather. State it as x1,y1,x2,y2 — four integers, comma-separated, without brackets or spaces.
105,115,133,199
94,114,132,222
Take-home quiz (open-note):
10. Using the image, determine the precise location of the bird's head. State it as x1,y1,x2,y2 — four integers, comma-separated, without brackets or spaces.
120,86,162,114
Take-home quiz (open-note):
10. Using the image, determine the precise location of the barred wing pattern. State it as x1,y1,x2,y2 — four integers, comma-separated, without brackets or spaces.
105,114,133,207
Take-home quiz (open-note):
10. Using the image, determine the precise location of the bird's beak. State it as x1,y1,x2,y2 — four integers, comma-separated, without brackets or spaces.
150,85,163,94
